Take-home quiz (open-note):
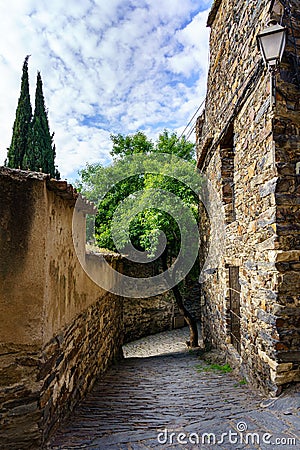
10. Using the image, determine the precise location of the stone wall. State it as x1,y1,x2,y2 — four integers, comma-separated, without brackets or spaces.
0,167,201,448
0,168,124,448
197,0,300,394
104,259,201,344
40,291,123,441
123,287,201,344
123,295,175,343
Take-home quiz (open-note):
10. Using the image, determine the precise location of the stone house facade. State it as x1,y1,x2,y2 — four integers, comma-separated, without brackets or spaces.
196,0,300,394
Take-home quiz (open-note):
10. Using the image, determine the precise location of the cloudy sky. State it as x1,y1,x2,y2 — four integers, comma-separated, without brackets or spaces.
0,0,212,181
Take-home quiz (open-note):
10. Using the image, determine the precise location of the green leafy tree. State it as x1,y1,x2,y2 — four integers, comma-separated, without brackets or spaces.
78,130,200,347
156,130,195,160
6,55,32,169
24,71,59,178
110,131,154,158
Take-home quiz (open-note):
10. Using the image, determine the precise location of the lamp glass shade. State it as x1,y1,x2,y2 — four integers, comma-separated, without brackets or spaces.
257,23,287,67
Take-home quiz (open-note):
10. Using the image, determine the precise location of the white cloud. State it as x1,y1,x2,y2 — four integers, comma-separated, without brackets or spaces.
0,0,212,181
167,11,210,78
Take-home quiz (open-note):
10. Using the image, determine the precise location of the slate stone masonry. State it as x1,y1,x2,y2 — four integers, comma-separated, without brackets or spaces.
121,260,201,343
0,168,124,448
196,0,300,394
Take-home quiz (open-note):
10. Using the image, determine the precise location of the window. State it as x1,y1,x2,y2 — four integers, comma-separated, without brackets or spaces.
228,266,241,354
220,123,235,223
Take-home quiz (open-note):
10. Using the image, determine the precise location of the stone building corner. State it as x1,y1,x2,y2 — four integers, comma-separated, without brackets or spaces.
196,0,300,394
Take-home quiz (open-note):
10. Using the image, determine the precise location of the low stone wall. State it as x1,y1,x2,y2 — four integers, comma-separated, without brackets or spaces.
40,292,123,441
0,343,42,449
121,260,201,343
123,295,175,343
0,294,123,449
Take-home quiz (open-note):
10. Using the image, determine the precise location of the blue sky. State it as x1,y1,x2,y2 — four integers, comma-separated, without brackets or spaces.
0,0,213,181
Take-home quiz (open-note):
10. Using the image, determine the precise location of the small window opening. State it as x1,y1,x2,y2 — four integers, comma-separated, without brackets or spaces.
220,123,236,223
228,266,241,354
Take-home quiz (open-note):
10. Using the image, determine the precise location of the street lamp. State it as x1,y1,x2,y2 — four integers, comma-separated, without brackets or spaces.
257,20,287,106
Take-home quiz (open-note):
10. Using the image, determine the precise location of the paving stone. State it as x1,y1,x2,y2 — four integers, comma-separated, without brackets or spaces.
47,328,300,449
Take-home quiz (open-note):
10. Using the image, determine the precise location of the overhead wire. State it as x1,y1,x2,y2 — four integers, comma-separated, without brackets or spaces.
186,120,197,141
178,98,205,141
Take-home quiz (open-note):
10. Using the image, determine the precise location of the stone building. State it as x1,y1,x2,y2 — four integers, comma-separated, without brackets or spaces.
196,0,300,394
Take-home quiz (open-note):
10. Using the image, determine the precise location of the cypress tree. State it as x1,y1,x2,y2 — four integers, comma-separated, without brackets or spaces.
6,55,32,169
25,71,59,178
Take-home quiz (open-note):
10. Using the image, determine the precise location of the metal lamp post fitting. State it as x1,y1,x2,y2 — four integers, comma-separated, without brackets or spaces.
257,20,287,106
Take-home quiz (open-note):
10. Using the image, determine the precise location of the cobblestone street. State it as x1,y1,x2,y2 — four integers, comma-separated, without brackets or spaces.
47,328,300,449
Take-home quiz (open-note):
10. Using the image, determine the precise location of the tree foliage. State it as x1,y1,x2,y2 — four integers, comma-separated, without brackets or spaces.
6,55,32,169
24,72,59,178
77,130,197,254
77,130,199,346
6,57,59,179
110,131,154,158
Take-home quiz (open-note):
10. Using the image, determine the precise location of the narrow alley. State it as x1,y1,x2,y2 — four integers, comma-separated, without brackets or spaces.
47,328,299,449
